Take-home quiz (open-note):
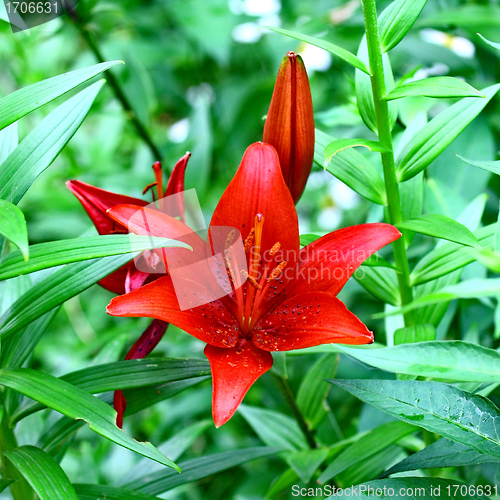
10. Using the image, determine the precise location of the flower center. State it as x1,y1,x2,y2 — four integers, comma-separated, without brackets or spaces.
230,214,287,335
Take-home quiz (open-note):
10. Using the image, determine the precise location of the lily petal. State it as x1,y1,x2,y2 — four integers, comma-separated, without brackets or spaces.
107,276,240,348
209,142,300,270
285,224,401,297
66,180,147,235
204,340,273,427
253,292,373,351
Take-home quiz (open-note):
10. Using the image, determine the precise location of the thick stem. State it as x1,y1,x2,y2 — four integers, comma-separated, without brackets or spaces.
69,13,165,170
0,409,35,500
362,0,414,326
272,373,317,449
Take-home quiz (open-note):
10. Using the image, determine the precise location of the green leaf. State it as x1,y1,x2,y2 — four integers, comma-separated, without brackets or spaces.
262,27,371,75
330,379,500,460
123,447,280,495
319,130,386,206
0,368,179,470
396,214,480,248
456,153,500,176
0,254,133,341
286,448,329,484
383,77,484,100
354,266,401,306
39,417,85,458
397,84,500,182
0,81,104,205
239,405,307,451
339,341,500,382
317,421,416,484
0,235,191,280
296,354,338,430
0,478,14,494
389,278,500,316
478,33,500,51
394,324,435,345
411,223,495,286
381,438,499,478
5,445,78,500
324,139,390,168
0,122,18,163
0,200,28,260
0,61,122,131
74,484,162,500
12,357,211,422
331,477,484,499
379,0,428,52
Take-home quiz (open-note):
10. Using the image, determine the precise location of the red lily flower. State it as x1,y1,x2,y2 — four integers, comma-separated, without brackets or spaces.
106,142,401,427
67,154,190,427
263,51,315,204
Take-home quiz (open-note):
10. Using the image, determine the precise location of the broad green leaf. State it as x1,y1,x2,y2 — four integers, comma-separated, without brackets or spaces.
39,417,85,458
74,484,162,500
265,468,300,500
411,223,495,285
324,139,390,167
354,266,401,306
0,61,121,131
0,200,28,260
318,421,416,484
296,354,338,430
263,27,370,75
0,368,179,470
330,477,484,499
456,153,500,176
379,0,428,52
319,130,386,205
389,278,500,316
355,37,397,133
0,81,104,205
339,341,500,382
12,357,211,422
286,448,329,484
396,214,480,248
123,447,280,495
478,33,500,51
397,84,500,182
330,379,500,459
0,235,191,280
0,254,132,340
383,77,484,101
381,438,499,478
394,324,435,345
239,405,307,451
5,445,78,500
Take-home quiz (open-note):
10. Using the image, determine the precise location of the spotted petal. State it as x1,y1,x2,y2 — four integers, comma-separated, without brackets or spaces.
253,292,373,351
204,341,273,427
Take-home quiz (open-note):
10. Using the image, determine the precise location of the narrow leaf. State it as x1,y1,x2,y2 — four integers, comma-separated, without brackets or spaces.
0,235,191,280
379,0,428,52
396,214,480,248
5,445,78,500
286,448,329,484
478,33,500,51
263,27,371,75
397,84,500,182
0,200,28,260
0,368,179,470
324,139,390,167
74,484,162,500
0,81,104,205
383,77,484,100
318,421,416,484
354,266,401,306
0,61,121,131
456,153,500,176
394,324,435,345
330,379,500,460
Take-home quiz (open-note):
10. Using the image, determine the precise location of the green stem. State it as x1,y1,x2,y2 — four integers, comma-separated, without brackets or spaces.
69,12,165,169
0,408,34,500
362,0,414,326
272,373,317,449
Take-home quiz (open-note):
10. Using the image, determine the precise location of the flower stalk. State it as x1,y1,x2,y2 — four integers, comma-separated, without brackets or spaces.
361,0,415,326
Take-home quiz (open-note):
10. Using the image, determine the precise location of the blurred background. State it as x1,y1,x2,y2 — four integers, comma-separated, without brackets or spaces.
2,0,500,497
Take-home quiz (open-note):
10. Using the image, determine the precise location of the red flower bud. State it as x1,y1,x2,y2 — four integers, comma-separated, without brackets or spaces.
263,51,315,203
